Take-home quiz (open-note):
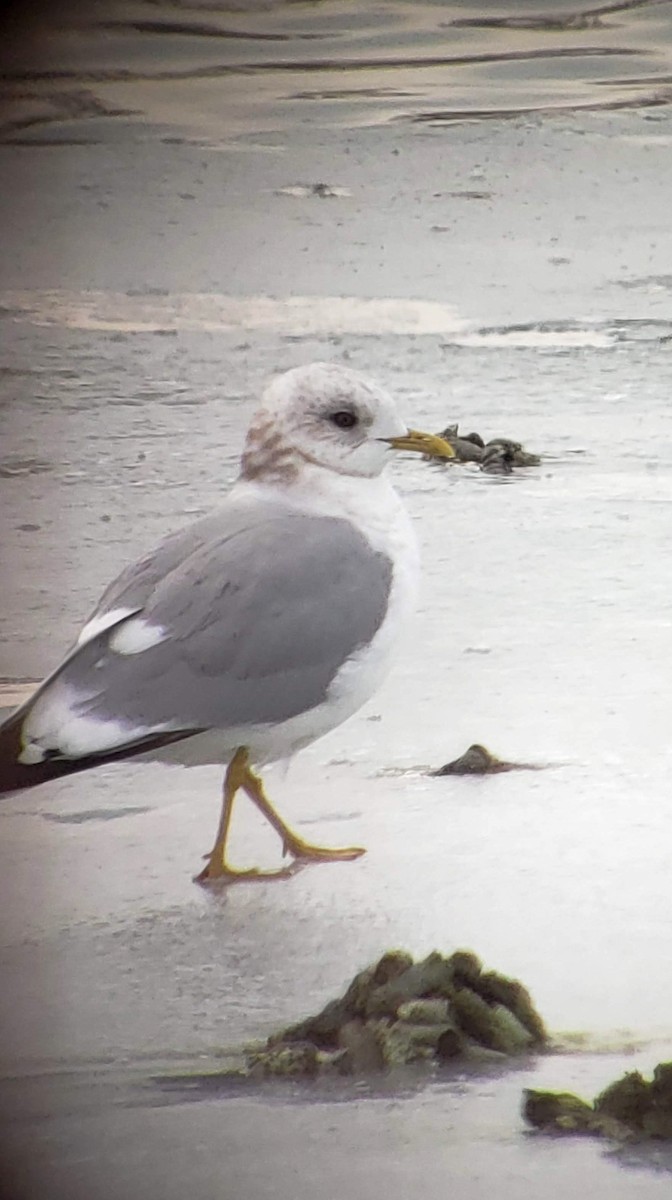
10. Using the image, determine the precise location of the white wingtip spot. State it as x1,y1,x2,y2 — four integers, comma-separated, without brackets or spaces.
77,608,135,646
22,677,168,761
109,618,166,656
18,741,47,765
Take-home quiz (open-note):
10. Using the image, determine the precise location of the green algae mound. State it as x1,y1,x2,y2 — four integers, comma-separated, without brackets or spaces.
247,948,547,1078
524,1062,672,1142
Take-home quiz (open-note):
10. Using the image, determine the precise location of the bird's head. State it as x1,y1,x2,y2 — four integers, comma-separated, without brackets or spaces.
241,361,454,482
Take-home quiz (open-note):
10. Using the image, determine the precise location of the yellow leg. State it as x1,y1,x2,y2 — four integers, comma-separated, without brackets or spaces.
195,748,296,884
240,759,365,864
195,747,365,885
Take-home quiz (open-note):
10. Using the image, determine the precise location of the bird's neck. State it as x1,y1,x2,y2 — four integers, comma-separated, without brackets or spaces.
231,464,410,557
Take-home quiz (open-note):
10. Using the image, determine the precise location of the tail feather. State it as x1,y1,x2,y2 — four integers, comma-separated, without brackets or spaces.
0,708,85,793
0,706,200,797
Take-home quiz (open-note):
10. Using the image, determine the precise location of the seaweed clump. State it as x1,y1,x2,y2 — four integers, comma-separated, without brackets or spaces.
247,949,547,1079
432,425,541,470
431,744,541,776
524,1062,672,1142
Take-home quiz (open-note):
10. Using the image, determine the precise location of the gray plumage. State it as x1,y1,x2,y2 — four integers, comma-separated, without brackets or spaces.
35,501,393,737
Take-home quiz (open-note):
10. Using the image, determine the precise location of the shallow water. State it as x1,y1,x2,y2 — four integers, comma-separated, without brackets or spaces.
4,0,672,138
2,2,672,1198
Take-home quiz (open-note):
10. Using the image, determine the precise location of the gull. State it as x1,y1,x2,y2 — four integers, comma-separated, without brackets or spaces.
0,362,453,883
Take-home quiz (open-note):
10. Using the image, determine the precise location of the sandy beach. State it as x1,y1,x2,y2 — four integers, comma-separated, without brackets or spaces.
3,2,672,1196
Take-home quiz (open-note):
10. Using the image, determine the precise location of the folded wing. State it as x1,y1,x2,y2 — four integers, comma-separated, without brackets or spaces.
11,502,393,773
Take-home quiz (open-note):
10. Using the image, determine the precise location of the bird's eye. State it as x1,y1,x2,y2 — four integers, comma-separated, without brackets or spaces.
330,410,358,430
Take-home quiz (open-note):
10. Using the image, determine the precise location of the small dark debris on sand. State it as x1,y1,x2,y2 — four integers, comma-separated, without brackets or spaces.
246,949,547,1078
524,1062,672,1142
275,182,350,199
431,744,540,776
432,424,541,470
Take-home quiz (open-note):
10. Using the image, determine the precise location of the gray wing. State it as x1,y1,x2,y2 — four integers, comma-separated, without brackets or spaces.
89,503,264,618
31,503,393,744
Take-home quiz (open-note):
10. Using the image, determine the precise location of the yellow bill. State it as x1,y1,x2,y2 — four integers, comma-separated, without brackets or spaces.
385,429,456,460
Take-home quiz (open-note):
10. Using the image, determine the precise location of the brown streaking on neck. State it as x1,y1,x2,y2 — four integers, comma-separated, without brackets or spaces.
240,412,301,484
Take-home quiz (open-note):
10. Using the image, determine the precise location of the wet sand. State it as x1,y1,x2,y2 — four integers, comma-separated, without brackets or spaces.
3,2,672,1197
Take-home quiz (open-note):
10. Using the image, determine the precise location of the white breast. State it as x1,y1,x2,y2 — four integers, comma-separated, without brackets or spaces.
322,473,419,713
